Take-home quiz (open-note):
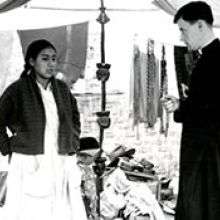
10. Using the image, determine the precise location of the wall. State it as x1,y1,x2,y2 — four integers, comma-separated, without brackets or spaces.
75,23,182,179
77,91,182,179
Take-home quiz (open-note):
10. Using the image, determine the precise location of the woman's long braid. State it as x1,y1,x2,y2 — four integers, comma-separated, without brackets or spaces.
20,62,32,78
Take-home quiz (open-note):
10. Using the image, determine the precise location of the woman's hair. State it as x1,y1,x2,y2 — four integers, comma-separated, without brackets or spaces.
21,39,56,77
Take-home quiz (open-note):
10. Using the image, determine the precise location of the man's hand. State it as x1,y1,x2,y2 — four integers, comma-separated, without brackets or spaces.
181,83,189,98
161,95,179,113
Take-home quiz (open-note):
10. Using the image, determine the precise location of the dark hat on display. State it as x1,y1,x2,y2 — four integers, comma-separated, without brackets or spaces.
78,137,100,158
79,137,100,151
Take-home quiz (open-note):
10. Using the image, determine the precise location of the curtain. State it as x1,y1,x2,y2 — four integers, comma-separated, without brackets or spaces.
0,0,30,13
18,22,88,85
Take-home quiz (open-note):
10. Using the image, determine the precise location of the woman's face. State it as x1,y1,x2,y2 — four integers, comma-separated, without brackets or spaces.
30,47,57,81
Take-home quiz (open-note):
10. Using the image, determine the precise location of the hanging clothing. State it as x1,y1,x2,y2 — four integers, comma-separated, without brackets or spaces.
130,39,160,130
146,39,160,128
130,44,148,127
159,45,169,136
132,44,142,126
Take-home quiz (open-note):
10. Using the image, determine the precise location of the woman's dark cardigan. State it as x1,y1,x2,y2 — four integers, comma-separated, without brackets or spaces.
0,72,81,156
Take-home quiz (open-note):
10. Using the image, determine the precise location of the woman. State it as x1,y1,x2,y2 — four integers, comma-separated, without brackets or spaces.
0,39,87,220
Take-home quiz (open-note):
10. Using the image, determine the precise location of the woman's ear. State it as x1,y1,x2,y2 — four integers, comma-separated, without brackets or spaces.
29,58,35,67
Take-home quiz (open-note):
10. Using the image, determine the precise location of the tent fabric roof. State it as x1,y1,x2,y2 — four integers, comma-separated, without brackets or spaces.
0,0,158,30
28,0,157,11
1,0,220,45
0,0,30,13
2,0,220,29
0,7,95,30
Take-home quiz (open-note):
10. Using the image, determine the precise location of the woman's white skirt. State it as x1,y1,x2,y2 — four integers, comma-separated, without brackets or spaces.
2,153,87,220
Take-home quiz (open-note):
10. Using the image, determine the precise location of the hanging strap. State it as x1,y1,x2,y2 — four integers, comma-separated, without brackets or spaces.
160,44,169,137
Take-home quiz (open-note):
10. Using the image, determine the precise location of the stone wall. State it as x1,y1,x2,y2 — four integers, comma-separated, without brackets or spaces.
77,91,182,179
75,24,182,180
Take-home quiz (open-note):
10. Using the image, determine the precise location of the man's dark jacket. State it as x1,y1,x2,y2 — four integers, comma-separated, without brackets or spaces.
174,39,220,220
0,72,81,156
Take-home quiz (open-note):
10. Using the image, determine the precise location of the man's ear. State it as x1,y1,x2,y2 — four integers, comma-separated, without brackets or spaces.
197,20,204,30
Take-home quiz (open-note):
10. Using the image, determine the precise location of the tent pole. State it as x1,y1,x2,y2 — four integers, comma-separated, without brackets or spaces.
93,0,111,218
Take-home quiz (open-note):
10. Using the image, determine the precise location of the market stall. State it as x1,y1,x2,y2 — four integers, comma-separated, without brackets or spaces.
1,1,220,220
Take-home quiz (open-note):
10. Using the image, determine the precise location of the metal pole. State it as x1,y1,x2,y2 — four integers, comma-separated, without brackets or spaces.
93,0,111,218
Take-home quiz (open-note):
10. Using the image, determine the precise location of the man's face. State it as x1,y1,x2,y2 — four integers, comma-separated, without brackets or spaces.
177,18,201,50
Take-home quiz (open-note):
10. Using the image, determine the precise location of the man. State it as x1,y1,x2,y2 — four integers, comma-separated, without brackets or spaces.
162,1,220,220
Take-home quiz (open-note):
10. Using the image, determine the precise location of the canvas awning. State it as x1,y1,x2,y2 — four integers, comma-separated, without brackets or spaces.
0,0,30,13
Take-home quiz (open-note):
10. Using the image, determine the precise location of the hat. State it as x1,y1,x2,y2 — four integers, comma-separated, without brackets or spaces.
79,137,100,151
78,137,100,157
77,137,100,166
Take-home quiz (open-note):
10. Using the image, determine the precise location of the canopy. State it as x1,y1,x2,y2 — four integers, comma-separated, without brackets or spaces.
0,0,220,44
0,0,30,13
0,1,219,34
1,0,220,93
0,1,183,45
0,0,157,30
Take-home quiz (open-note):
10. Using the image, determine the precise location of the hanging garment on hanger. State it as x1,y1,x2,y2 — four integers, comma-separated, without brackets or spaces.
130,38,160,130
130,44,148,127
132,44,141,127
159,44,169,136
146,39,160,128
